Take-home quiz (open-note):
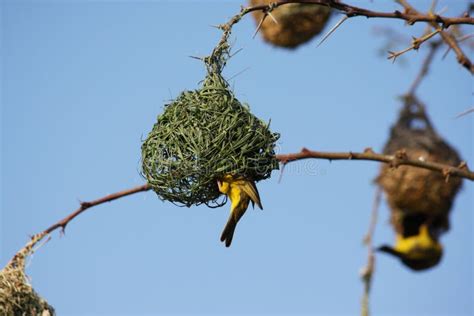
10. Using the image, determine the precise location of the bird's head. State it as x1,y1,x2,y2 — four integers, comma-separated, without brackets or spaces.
216,179,230,194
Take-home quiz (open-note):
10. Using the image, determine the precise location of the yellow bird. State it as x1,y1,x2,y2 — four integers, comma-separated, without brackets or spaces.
217,175,263,247
378,224,442,271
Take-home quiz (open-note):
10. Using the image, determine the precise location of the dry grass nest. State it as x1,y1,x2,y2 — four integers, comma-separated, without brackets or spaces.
0,233,55,316
377,97,463,235
250,0,332,48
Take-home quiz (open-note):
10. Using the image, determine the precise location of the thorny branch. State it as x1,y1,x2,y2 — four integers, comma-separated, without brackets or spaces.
212,0,474,73
360,188,382,316
387,29,441,62
243,0,474,27
7,145,472,264
396,0,474,73
407,39,442,95
43,184,151,235
276,148,474,181
7,184,151,267
228,0,474,74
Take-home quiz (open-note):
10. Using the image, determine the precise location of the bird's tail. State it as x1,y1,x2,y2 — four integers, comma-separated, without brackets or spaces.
220,214,237,247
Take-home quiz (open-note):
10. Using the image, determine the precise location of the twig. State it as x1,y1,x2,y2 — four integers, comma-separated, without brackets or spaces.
396,0,474,73
360,251,375,316
407,40,442,95
44,184,151,235
442,32,474,60
387,29,440,62
6,184,151,267
363,188,382,246
360,188,382,316
276,148,474,181
455,107,474,118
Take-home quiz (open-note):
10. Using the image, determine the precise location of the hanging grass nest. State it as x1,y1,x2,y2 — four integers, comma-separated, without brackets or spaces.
0,233,55,316
377,96,463,236
249,0,332,48
141,47,280,207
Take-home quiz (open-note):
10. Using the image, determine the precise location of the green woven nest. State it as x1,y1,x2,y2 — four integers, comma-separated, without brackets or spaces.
141,73,279,207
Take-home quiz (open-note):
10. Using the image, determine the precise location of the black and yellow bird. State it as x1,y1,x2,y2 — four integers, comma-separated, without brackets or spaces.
217,175,263,247
378,224,442,271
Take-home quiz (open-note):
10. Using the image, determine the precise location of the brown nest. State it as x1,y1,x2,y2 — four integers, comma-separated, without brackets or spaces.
0,233,55,316
377,96,463,236
249,1,332,48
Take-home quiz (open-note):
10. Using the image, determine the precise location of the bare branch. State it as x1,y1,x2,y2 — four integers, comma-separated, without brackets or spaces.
44,184,151,235
360,188,382,316
387,29,440,62
243,0,474,27
396,0,474,73
276,148,474,181
407,40,442,95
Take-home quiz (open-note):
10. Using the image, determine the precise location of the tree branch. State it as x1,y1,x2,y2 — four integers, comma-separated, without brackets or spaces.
6,184,151,268
44,184,151,235
396,0,474,73
9,146,472,254
407,40,442,95
276,148,474,181
360,188,382,316
243,0,474,27
388,29,441,63
217,0,473,73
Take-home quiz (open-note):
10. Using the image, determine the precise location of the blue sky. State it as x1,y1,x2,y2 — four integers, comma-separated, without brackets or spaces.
1,1,472,315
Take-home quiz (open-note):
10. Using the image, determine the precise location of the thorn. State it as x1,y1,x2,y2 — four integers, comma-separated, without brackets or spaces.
441,46,451,60
388,51,398,63
227,66,251,81
229,47,243,58
391,149,407,168
442,168,451,183
454,107,474,118
317,15,348,48
81,201,92,208
301,147,310,153
278,163,287,184
363,147,375,154
267,11,278,24
189,55,204,61
429,0,438,13
253,13,268,39
395,149,408,160
60,225,67,237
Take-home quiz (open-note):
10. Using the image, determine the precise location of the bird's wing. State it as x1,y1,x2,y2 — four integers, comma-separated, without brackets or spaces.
240,180,263,210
